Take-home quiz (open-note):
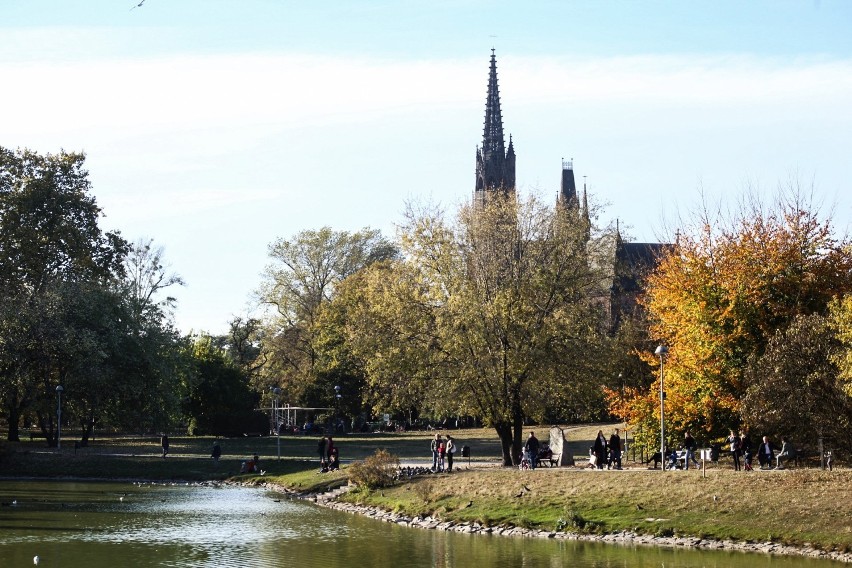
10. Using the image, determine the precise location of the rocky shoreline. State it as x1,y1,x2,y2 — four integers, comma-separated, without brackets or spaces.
304,484,852,564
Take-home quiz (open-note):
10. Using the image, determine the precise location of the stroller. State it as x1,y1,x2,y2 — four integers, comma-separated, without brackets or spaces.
518,451,532,470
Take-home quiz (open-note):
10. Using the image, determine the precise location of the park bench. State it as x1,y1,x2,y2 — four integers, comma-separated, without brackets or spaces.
536,446,559,468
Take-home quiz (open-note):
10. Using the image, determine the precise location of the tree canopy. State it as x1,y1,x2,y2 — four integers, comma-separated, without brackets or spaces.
338,195,612,465
627,189,852,447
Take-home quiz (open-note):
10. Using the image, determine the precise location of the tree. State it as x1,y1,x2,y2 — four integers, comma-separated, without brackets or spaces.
341,194,611,465
742,313,852,454
257,227,397,409
181,335,264,436
0,147,128,442
830,293,852,398
123,237,184,323
634,188,852,445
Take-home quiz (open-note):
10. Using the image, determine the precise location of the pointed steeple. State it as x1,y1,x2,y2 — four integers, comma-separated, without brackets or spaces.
482,49,505,163
559,158,577,208
475,49,515,205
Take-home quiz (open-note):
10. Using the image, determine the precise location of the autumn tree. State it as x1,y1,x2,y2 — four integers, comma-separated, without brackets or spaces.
634,188,852,446
831,293,852,398
257,227,397,409
340,194,612,465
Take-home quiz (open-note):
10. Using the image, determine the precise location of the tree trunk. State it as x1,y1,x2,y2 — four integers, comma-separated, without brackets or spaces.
80,413,95,447
36,411,56,448
6,402,21,442
512,405,524,466
495,422,515,466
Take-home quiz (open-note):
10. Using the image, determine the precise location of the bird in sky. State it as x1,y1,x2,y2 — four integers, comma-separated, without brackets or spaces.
130,0,145,11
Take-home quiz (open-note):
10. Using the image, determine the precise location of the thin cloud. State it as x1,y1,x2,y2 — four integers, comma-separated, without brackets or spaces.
3,52,852,145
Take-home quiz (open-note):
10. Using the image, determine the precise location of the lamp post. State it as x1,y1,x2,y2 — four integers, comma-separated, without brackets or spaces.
618,372,626,462
655,345,668,471
272,387,281,460
55,385,64,451
334,385,342,433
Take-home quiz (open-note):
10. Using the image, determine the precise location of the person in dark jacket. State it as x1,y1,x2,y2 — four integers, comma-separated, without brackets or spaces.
608,429,622,470
593,430,608,470
524,432,540,470
683,431,699,469
758,435,774,469
740,430,753,471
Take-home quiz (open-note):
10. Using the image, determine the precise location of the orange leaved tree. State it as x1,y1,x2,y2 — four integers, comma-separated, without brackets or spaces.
630,189,852,446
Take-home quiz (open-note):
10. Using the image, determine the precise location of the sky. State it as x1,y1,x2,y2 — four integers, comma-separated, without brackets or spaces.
2,1,851,335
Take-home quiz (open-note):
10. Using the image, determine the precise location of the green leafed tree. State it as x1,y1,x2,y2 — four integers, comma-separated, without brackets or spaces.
0,147,129,442
180,335,265,436
742,313,852,454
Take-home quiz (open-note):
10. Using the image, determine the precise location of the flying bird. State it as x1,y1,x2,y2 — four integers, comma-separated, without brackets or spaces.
130,0,145,10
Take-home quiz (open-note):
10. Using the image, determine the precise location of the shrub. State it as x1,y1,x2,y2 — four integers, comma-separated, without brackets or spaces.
348,449,400,489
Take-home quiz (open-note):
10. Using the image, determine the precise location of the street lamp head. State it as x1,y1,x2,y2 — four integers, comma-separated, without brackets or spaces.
654,345,668,357
272,387,281,396
334,385,341,393
56,385,64,393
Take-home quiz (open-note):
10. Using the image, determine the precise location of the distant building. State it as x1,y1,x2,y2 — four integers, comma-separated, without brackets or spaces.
474,49,516,207
472,50,671,331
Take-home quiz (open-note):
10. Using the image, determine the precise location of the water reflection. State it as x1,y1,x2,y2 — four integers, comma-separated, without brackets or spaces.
0,481,844,568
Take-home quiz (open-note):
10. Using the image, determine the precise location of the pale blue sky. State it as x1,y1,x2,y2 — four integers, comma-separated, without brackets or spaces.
2,1,851,334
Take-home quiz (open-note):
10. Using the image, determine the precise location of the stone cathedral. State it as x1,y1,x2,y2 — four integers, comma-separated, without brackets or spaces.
473,49,668,330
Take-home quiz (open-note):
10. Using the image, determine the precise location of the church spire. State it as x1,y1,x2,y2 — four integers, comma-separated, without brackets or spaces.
475,49,515,205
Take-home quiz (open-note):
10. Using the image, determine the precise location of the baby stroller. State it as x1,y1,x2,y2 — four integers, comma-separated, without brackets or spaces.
665,449,681,470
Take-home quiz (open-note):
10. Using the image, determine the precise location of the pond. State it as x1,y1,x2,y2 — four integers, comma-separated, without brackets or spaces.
0,480,844,567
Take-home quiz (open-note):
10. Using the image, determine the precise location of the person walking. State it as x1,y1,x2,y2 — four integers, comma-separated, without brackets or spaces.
593,430,608,470
524,432,540,470
683,431,699,469
758,435,775,469
160,433,169,459
608,429,622,470
211,441,222,465
740,430,753,471
727,429,741,471
430,434,442,471
445,435,456,472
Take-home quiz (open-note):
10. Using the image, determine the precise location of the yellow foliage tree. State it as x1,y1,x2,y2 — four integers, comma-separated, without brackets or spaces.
634,190,852,444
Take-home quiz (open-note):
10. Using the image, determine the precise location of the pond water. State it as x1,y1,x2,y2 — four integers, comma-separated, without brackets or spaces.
0,480,843,567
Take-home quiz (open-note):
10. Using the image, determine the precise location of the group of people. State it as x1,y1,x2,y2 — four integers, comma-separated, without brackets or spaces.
589,428,624,470
727,430,793,470
317,435,339,473
430,433,458,472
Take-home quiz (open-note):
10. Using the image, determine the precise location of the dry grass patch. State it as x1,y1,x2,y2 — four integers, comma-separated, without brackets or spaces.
344,466,852,549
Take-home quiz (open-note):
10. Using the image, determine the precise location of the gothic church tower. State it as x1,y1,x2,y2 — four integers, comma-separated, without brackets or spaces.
475,50,516,206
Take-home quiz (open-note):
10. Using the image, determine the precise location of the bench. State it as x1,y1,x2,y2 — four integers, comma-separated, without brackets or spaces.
536,448,559,467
